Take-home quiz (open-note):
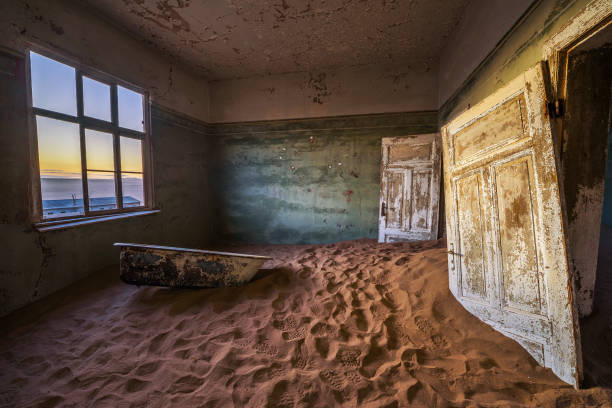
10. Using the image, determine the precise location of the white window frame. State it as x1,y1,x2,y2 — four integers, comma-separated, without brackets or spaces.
25,46,155,227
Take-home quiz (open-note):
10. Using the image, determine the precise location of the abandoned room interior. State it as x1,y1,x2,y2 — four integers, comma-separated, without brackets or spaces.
1,0,611,406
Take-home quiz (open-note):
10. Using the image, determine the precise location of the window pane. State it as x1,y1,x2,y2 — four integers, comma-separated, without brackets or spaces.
118,86,144,131
30,52,77,116
36,116,84,218
120,136,142,172
88,171,117,211
86,129,114,171
122,174,144,208
83,76,111,121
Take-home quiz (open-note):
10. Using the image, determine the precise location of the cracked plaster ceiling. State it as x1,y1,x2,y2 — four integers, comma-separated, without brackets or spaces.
84,0,472,80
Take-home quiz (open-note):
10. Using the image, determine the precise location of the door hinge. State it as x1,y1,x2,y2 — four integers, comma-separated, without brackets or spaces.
547,99,565,118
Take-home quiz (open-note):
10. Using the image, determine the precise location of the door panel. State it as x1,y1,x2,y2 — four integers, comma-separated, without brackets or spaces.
494,155,543,315
453,94,528,164
389,142,432,162
410,170,432,231
385,170,404,228
455,172,487,300
379,134,441,242
441,63,582,387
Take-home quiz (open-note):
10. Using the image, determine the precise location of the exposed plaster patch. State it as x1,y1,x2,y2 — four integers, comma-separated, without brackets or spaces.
306,72,331,104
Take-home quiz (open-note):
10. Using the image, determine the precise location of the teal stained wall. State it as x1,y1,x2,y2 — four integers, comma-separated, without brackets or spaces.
211,112,438,244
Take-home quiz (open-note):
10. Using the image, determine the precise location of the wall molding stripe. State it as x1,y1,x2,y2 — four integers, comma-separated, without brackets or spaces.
212,110,438,135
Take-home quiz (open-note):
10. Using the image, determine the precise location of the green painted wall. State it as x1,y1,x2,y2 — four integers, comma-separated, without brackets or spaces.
440,0,593,123
211,112,438,244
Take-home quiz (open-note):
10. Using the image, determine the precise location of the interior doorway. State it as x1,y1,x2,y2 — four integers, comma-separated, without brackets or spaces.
558,21,612,388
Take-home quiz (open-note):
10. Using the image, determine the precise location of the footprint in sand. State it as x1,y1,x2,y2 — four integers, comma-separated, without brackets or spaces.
290,339,309,369
267,380,295,408
414,316,433,334
282,326,306,341
253,341,279,357
168,375,204,394
314,337,330,358
326,279,342,294
310,321,337,337
271,293,289,311
320,369,345,391
125,378,150,393
147,331,170,354
336,346,362,368
430,334,449,350
395,256,410,266
47,367,73,384
134,361,162,377
253,362,286,383
273,316,298,331
348,309,370,332
298,267,313,279
401,347,426,371
344,369,368,386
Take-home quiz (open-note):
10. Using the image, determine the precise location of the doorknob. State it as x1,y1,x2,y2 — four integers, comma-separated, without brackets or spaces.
447,247,463,256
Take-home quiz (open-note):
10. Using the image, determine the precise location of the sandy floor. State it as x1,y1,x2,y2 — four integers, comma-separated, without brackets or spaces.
1,239,611,407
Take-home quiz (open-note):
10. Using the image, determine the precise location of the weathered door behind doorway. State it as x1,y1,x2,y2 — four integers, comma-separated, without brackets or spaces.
378,134,441,243
441,62,581,387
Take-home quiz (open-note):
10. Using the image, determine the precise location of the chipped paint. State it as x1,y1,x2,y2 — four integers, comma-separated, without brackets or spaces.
557,33,612,317
442,63,581,387
116,243,271,288
378,134,441,243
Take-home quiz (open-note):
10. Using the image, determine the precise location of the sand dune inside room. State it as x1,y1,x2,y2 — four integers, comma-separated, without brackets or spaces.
2,240,611,407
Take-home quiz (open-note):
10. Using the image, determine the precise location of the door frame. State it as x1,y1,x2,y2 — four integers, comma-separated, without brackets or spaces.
543,0,612,318
543,0,612,100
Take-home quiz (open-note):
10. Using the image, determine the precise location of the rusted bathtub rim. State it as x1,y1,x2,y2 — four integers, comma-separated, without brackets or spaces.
113,242,272,260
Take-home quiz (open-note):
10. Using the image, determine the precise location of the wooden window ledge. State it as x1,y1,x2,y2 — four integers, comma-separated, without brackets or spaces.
34,210,160,232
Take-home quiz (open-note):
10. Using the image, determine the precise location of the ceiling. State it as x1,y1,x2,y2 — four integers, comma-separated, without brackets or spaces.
84,0,472,80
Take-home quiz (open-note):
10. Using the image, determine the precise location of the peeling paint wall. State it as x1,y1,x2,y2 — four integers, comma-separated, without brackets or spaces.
439,0,593,123
562,39,612,316
210,64,437,123
0,0,214,317
210,112,437,244
0,0,210,122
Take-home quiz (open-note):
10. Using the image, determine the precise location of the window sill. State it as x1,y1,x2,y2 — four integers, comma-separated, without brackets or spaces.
34,210,160,232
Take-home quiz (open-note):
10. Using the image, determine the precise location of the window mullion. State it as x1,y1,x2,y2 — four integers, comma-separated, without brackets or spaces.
76,71,90,216
111,84,123,209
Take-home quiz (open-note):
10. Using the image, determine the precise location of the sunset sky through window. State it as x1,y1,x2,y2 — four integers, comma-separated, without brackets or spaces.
31,52,144,180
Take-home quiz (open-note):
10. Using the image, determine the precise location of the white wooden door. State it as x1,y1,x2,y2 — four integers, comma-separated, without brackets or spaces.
378,134,441,242
441,62,582,387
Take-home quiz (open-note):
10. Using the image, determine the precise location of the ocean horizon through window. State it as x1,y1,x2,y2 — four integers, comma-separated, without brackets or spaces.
28,50,150,221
